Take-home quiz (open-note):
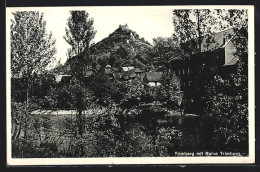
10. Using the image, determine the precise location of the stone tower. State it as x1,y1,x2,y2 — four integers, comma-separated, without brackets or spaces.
119,23,129,31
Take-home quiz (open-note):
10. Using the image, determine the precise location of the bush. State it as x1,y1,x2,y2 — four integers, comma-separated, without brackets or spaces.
155,127,182,156
12,140,58,158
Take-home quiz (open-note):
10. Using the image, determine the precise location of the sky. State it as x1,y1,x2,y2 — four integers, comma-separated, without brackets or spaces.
7,6,251,65
7,6,175,64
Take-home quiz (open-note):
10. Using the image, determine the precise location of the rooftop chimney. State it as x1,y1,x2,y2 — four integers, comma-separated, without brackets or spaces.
223,38,226,46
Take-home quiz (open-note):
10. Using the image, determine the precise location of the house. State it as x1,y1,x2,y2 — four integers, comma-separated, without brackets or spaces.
121,66,134,72
55,70,93,84
171,27,248,113
143,72,163,86
171,28,246,86
120,68,136,80
135,68,143,75
55,75,71,83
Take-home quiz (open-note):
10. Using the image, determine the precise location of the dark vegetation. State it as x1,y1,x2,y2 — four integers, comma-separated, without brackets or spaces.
10,9,249,157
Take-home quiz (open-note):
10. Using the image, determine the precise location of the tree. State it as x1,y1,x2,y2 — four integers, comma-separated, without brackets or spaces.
120,78,145,108
172,9,249,148
63,11,96,151
172,9,234,54
205,11,248,147
152,37,183,106
172,9,247,110
11,11,56,77
11,11,56,140
172,9,248,55
153,37,183,66
64,10,96,57
160,73,181,108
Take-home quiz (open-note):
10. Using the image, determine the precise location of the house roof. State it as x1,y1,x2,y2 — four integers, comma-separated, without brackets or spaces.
181,28,235,54
122,66,134,72
55,75,71,82
112,67,119,72
199,29,235,52
121,68,136,79
223,57,239,66
105,64,111,69
145,72,163,82
135,68,143,73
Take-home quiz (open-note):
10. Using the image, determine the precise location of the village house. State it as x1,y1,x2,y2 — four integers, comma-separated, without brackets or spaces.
143,71,163,87
171,27,248,113
55,74,71,83
121,66,134,72
120,68,136,80
134,68,143,76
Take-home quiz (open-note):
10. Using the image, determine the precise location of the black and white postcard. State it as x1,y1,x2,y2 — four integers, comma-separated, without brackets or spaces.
6,5,255,165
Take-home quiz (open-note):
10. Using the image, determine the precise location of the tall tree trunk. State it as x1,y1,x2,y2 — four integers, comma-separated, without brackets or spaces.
24,88,29,140
167,63,170,101
76,77,84,137
16,122,22,140
77,90,85,157
196,10,202,52
78,109,83,136
78,42,80,56
12,118,19,140
151,119,159,156
12,124,18,140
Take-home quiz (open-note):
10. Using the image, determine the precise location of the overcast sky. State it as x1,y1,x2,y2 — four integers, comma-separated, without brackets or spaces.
7,6,175,64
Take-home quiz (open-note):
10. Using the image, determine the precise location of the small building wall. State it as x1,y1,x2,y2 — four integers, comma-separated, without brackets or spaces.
225,40,236,63
148,82,161,87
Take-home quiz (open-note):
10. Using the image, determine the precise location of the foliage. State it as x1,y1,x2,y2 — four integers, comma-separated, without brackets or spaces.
172,9,248,148
11,11,56,77
115,124,156,157
89,25,152,68
152,37,184,66
151,37,182,108
11,9,249,158
160,73,182,108
12,140,58,158
119,78,146,108
90,71,117,106
11,11,56,141
11,102,58,158
205,25,248,146
206,89,248,145
155,127,182,156
172,9,238,54
11,102,26,140
64,10,96,57
63,10,96,137
68,77,94,136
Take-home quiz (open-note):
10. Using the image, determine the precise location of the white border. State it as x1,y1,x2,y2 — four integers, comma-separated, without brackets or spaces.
6,5,255,165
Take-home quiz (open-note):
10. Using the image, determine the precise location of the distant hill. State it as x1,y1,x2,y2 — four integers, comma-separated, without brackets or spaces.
50,24,154,75
89,24,153,68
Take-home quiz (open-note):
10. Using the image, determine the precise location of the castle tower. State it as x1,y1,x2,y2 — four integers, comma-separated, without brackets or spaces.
119,23,129,31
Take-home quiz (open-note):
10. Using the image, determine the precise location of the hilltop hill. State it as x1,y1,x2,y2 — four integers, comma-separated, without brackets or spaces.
50,24,154,75
89,24,153,68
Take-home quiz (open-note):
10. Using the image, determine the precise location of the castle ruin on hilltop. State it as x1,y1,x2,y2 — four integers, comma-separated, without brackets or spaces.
119,24,129,31
118,24,139,39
